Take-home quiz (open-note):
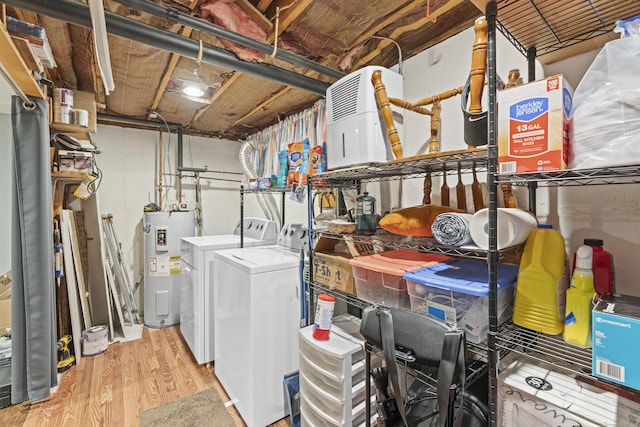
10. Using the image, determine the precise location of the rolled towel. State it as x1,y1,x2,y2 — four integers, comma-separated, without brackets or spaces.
431,213,474,246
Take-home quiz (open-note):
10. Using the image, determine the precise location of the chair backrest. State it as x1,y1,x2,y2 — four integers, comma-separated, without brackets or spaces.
360,306,469,427
360,305,456,366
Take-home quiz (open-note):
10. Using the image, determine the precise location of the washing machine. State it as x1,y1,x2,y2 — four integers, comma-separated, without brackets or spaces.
179,217,277,365
213,224,307,427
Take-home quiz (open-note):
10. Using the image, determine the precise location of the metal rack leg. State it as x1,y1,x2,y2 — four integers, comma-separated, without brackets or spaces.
365,349,371,427
240,185,244,248
486,2,499,427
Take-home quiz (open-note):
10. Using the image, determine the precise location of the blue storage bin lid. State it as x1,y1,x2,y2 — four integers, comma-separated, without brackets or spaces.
403,259,519,296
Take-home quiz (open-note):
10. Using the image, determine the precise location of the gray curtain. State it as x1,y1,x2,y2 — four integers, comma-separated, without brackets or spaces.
11,96,57,403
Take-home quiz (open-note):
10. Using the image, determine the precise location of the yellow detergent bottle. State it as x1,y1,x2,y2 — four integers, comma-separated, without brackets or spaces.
563,245,596,347
512,224,569,334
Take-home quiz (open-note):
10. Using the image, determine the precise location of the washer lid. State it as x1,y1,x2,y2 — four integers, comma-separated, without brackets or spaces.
215,246,300,274
181,234,273,250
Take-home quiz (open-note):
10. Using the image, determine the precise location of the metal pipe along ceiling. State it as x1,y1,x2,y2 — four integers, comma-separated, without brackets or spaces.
3,0,330,95
113,0,345,80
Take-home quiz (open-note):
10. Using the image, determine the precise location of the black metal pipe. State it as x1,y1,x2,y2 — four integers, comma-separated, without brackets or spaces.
3,0,329,95
113,0,344,80
98,112,182,129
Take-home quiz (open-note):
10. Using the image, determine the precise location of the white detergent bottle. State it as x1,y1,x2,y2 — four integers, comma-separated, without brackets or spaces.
563,245,596,347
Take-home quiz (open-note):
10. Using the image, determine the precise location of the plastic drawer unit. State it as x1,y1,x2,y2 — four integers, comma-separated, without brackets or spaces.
299,321,377,427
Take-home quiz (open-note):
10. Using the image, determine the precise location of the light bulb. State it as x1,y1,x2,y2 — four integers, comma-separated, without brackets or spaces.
182,84,205,97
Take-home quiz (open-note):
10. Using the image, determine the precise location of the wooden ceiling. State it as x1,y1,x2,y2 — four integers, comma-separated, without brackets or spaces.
4,0,481,139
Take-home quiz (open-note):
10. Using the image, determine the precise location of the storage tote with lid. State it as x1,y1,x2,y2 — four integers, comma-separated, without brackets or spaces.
404,259,519,343
348,250,451,309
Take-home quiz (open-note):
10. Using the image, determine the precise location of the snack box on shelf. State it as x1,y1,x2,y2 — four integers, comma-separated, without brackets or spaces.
403,259,518,344
349,250,451,309
593,293,640,392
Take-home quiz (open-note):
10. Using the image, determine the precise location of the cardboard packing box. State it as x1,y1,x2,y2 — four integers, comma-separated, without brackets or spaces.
57,150,93,173
499,358,640,426
593,293,640,392
498,74,573,174
313,236,356,296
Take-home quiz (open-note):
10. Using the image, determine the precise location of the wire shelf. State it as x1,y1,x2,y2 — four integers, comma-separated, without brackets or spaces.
308,281,370,309
313,230,524,262
241,186,291,193
497,164,640,187
364,342,488,395
496,322,593,378
311,149,488,188
493,0,640,59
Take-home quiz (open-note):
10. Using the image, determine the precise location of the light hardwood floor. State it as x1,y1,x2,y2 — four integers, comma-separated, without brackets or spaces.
0,326,292,427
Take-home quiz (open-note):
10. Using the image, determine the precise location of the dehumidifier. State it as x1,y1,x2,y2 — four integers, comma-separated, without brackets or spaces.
325,66,404,169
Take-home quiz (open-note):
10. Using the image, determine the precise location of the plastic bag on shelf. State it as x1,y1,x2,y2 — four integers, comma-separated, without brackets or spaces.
570,14,640,169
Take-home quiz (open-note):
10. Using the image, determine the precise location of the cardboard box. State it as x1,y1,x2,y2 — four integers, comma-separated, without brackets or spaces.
57,150,93,173
498,75,573,173
313,237,356,296
0,299,10,330
499,358,640,426
593,293,640,391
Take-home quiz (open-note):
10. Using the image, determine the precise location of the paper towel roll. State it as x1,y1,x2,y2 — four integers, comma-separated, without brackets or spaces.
469,208,537,250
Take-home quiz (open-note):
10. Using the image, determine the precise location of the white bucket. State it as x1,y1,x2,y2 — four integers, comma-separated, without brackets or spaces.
82,325,109,356
469,208,537,250
71,109,89,127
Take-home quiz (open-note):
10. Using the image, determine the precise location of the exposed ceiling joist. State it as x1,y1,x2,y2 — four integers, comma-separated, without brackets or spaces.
4,0,330,94
235,0,273,33
149,0,200,113
188,71,241,128
351,0,424,48
257,0,274,13
190,0,318,129
353,0,465,70
266,0,312,42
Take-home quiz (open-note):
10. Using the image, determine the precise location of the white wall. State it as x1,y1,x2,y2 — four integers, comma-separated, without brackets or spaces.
399,26,544,210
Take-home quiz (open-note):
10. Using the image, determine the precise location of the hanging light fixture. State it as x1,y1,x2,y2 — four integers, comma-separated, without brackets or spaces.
181,81,206,97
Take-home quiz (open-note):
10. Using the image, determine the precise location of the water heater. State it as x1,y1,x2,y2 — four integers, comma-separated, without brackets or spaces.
143,211,196,328
326,66,404,169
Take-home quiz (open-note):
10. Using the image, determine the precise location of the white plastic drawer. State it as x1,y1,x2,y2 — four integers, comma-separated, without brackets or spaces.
300,353,366,390
300,393,348,426
301,406,376,427
300,372,347,421
299,333,365,380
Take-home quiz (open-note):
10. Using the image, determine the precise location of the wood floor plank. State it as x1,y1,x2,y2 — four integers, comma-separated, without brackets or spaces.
0,326,293,427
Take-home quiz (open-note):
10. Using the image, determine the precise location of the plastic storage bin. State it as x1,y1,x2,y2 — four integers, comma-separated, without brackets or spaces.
349,250,450,309
404,259,518,343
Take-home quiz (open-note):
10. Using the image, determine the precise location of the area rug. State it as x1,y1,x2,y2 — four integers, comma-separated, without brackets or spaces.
139,387,236,427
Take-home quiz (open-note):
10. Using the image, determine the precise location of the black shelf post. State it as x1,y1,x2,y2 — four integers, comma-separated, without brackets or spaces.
486,2,499,426
240,185,244,248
